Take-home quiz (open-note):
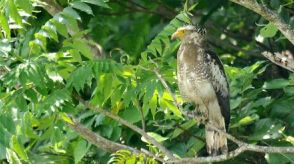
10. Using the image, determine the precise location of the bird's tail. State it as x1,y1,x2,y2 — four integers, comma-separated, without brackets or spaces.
205,124,228,155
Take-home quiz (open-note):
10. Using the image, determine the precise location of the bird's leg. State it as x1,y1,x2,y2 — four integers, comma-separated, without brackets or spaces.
193,104,208,124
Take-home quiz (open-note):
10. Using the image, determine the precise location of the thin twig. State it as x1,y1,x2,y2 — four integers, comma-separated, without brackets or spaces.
134,99,146,131
230,0,294,45
153,69,184,112
175,124,205,142
75,95,175,159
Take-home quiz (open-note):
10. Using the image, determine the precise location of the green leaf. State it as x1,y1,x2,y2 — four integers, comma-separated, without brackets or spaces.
0,12,11,38
142,132,168,143
100,125,113,138
40,89,70,111
260,22,278,38
230,97,242,109
140,12,190,59
102,74,114,103
149,91,158,118
160,98,182,118
120,107,141,124
71,1,93,15
6,149,21,164
51,19,69,38
171,120,197,139
25,88,38,103
0,146,6,160
123,86,135,107
0,129,11,147
15,95,27,111
62,15,80,34
15,0,32,14
74,139,90,164
8,0,22,25
62,7,82,22
73,39,93,59
10,136,29,161
110,126,121,141
231,114,259,128
60,113,74,125
0,114,15,134
81,0,110,8
263,79,289,89
67,65,93,91
111,86,123,107
27,65,44,88
265,153,294,164
248,118,283,140
43,23,58,41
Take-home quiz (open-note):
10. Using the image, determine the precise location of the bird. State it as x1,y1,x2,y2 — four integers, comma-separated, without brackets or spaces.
171,25,230,156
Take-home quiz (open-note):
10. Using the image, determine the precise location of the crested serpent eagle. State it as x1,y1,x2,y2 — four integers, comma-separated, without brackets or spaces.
172,25,230,155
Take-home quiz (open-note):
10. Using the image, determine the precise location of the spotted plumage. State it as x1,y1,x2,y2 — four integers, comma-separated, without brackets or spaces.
172,25,230,155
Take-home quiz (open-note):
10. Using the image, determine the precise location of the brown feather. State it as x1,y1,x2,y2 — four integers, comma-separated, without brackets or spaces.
176,27,230,155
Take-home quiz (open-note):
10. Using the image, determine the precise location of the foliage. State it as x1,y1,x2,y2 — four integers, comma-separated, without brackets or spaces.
108,150,157,164
0,0,294,163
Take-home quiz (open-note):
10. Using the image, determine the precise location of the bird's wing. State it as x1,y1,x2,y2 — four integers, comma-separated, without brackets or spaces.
204,50,230,130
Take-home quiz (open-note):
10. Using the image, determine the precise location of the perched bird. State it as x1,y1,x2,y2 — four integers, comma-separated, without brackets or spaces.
171,25,230,155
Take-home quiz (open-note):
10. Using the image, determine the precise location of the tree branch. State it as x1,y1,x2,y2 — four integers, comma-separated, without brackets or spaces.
67,118,139,153
75,95,175,159
67,118,166,163
168,122,294,163
262,50,294,72
230,0,294,45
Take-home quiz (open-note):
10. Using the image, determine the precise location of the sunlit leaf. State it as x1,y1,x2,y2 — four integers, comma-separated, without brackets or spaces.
263,79,289,89
71,1,93,15
260,22,278,38
142,132,168,143
82,0,110,8
74,139,90,164
11,136,29,161
15,0,32,14
8,0,22,25
0,12,11,38
62,7,82,22
67,65,93,91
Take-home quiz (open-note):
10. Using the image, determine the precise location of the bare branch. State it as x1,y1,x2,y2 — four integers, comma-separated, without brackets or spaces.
230,0,294,45
75,95,175,159
67,118,166,163
262,50,294,72
40,0,63,15
67,118,139,153
168,122,294,163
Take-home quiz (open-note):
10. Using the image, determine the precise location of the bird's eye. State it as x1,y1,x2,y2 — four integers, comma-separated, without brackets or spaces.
181,30,185,33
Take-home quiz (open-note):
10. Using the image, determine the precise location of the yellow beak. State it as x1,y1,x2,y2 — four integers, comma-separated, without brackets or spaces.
171,30,184,40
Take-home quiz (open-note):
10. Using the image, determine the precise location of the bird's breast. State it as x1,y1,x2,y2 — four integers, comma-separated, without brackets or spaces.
177,62,215,104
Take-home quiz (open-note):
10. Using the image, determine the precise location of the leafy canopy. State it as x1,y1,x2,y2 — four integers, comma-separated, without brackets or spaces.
0,0,294,163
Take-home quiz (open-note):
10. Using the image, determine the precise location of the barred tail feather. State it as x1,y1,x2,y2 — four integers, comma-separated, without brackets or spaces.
205,125,228,155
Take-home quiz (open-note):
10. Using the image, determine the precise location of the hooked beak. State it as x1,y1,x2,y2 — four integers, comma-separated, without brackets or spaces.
171,30,184,40
171,31,178,40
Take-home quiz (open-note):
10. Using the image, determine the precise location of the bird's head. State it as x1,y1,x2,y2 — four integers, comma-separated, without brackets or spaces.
171,25,197,40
